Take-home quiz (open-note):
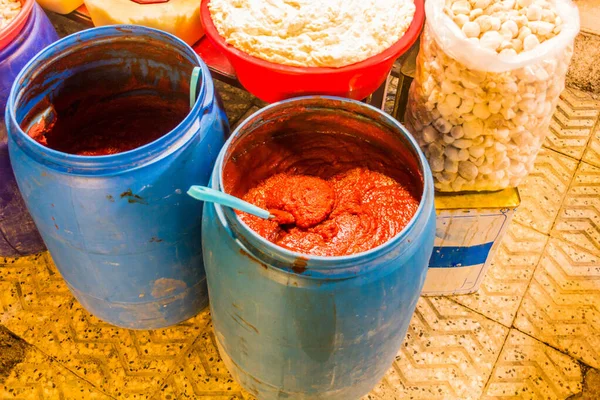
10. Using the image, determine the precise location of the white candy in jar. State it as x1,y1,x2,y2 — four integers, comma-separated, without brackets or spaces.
404,0,576,192
443,0,562,55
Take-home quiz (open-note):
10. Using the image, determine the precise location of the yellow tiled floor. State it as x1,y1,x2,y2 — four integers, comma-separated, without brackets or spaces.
1,85,599,399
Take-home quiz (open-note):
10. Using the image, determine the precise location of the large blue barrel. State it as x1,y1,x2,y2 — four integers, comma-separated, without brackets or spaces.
6,26,228,329
0,3,57,257
202,97,436,399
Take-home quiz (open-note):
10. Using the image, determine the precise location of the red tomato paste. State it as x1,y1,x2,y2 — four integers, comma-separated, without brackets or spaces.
25,94,189,156
239,168,420,256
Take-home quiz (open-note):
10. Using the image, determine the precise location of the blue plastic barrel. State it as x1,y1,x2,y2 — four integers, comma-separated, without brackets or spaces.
202,97,436,399
6,26,228,329
0,3,57,257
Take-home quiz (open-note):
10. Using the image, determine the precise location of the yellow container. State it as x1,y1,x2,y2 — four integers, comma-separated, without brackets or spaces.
36,0,83,14
422,188,521,296
84,0,204,46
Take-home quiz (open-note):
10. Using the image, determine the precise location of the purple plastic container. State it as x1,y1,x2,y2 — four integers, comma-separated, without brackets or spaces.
0,3,58,256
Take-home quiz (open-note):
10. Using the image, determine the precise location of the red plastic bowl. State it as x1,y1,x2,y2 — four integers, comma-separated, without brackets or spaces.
0,0,34,51
201,0,424,103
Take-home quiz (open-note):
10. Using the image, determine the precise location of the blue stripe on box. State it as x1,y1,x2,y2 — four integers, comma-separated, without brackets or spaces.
429,242,494,268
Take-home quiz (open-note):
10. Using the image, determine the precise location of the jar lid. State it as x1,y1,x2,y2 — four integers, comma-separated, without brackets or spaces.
0,0,34,51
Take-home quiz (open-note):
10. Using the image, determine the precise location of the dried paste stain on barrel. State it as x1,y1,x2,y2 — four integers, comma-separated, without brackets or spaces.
120,189,148,205
151,278,187,299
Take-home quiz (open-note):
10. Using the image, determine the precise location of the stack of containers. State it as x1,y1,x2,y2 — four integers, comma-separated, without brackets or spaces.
0,0,58,256
3,2,438,397
404,0,579,294
1,0,514,398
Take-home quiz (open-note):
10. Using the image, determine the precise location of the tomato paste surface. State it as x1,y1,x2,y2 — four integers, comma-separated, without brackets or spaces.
240,168,420,256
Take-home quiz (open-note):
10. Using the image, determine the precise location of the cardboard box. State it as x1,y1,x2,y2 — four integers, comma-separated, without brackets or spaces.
421,188,521,296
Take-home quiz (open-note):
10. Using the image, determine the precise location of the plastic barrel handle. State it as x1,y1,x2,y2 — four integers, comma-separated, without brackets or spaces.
190,66,201,109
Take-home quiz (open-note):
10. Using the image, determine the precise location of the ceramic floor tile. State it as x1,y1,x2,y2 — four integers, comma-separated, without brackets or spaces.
367,297,509,400
514,237,600,369
0,253,73,343
583,124,600,168
513,147,579,234
1,339,113,399
451,222,549,327
0,253,213,398
552,161,600,254
25,301,212,399
481,329,582,399
544,87,600,160
153,324,255,400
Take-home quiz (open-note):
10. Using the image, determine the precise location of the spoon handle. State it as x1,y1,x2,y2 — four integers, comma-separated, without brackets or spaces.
187,186,271,220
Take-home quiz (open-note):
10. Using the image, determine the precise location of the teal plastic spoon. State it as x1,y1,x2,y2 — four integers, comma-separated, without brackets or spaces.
188,186,290,222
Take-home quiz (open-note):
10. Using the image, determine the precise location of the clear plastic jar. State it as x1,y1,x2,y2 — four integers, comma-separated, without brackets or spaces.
405,0,579,192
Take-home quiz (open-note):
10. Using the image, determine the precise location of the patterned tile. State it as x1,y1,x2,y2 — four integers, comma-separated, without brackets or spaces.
1,341,112,399
451,222,549,327
0,253,73,343
584,124,600,168
154,324,255,400
369,297,509,400
28,301,211,399
0,253,211,399
552,161,600,254
514,238,600,369
545,88,600,160
513,147,579,234
481,330,582,399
